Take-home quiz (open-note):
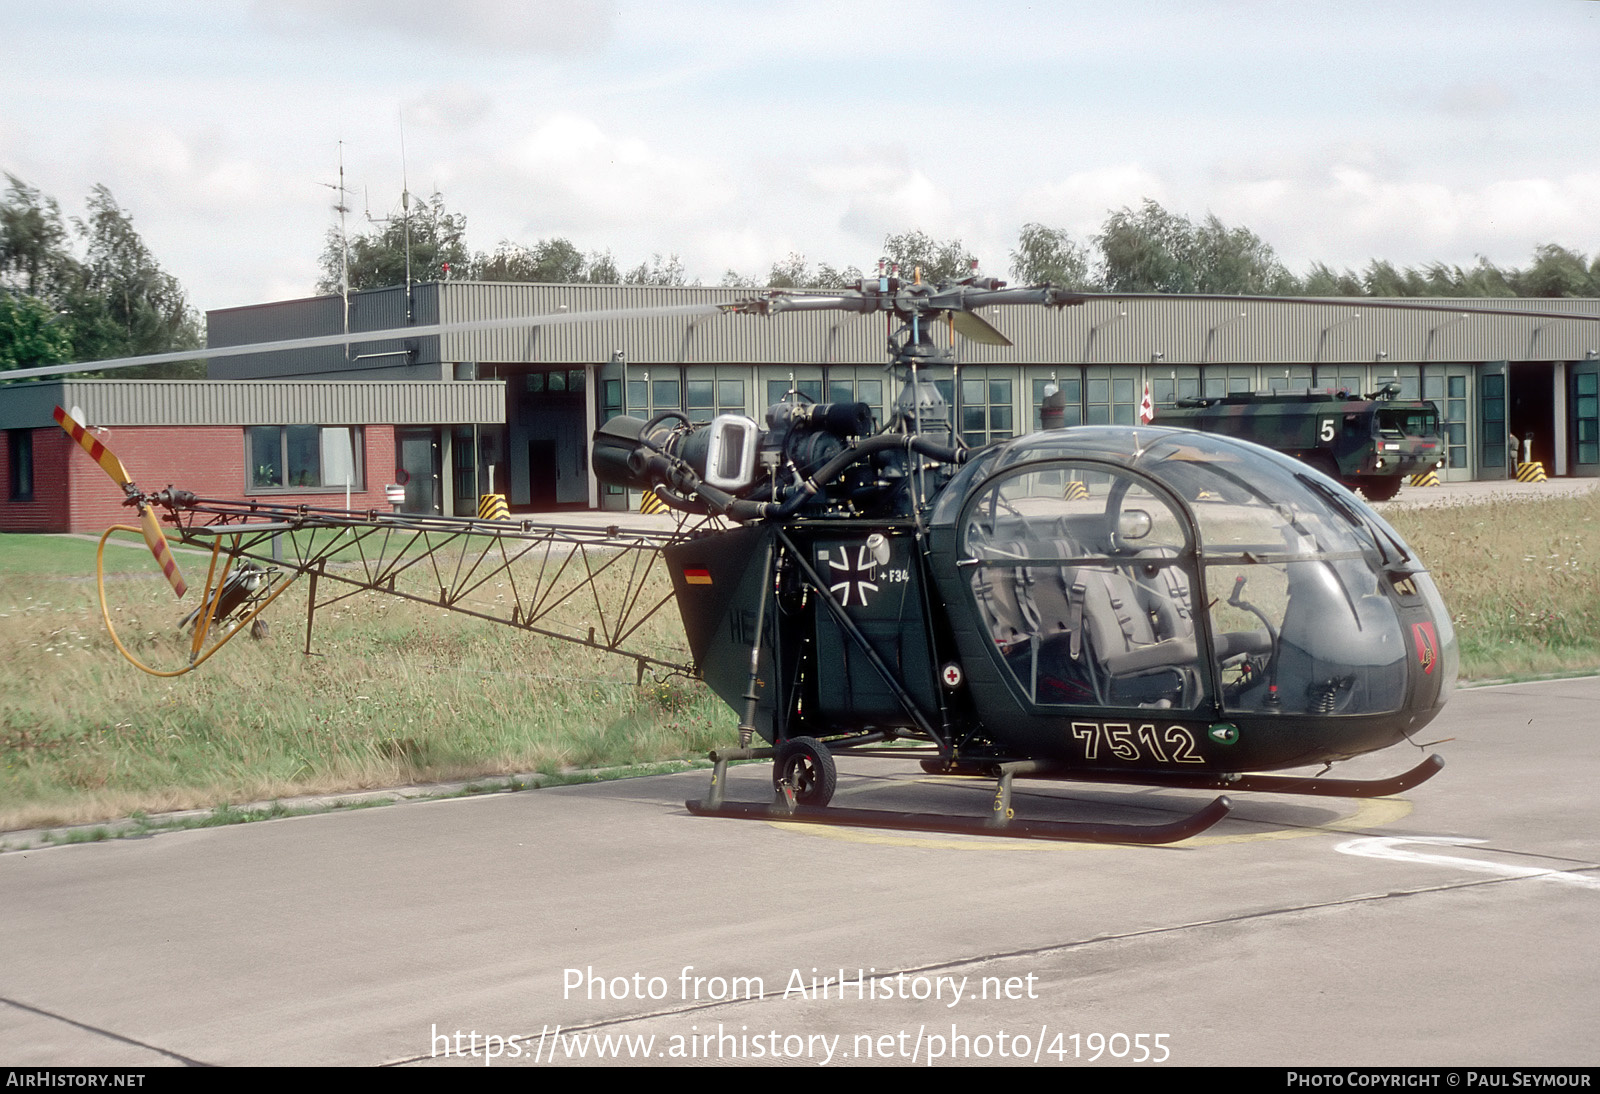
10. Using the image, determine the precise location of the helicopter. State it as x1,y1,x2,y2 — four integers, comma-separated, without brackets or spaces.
41,274,1598,843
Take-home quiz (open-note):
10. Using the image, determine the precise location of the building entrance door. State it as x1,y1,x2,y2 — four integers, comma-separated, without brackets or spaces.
1508,361,1556,473
510,368,588,510
397,428,442,514
1427,365,1476,481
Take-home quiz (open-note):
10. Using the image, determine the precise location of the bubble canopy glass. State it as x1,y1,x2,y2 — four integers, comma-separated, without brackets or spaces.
933,426,1457,716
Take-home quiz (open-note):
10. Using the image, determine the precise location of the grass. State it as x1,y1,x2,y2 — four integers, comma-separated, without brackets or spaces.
2,487,1597,836
0,531,731,833
0,532,125,573
1383,490,1600,678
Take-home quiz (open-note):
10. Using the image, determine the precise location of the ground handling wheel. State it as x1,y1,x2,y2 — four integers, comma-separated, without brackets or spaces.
772,736,837,807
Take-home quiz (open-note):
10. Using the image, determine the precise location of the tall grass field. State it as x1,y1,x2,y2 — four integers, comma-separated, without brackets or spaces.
3,486,1596,832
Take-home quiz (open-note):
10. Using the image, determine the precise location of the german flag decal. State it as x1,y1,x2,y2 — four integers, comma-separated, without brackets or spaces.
683,567,713,585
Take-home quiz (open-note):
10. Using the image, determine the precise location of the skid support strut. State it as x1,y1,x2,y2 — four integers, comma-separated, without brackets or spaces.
686,749,1232,845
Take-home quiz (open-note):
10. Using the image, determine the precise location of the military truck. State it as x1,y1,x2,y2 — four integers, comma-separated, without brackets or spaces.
1155,385,1444,501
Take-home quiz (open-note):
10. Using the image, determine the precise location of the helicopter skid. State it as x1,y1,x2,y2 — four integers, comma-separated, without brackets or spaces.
927,753,1445,799
684,795,1232,844
686,750,1232,845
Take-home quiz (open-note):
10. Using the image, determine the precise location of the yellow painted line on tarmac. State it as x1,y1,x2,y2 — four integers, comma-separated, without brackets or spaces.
761,777,1413,851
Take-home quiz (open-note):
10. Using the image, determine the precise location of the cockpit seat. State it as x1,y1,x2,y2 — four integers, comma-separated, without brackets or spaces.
971,538,1202,708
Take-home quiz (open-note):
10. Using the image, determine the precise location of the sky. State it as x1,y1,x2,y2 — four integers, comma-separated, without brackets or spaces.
3,0,1597,314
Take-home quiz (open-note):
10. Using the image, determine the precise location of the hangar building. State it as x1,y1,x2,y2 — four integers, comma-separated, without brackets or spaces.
3,281,1596,532
205,281,1600,513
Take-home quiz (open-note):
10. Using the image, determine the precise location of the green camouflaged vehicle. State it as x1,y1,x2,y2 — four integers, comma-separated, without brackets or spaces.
1156,385,1444,501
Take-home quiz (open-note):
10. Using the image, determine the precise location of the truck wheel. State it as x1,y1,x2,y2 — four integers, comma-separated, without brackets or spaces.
1360,477,1402,502
1302,453,1340,481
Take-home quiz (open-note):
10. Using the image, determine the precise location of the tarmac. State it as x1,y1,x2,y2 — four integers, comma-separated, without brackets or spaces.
2,676,1597,1067
11,473,1597,1067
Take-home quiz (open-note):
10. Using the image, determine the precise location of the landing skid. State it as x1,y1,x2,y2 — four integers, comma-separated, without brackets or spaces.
1017,754,1447,799
685,795,1233,845
686,746,1232,845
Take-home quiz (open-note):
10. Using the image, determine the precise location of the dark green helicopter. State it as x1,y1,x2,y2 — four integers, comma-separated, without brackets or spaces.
593,273,1465,843
46,273,1592,845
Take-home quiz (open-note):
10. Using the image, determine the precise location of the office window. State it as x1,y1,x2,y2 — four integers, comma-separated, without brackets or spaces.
767,378,823,406
8,430,33,502
247,426,363,491
959,375,1015,447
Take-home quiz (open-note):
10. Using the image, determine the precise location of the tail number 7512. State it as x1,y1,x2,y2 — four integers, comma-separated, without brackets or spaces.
1070,721,1205,764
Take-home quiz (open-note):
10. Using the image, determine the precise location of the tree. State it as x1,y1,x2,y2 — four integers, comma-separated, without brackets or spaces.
880,230,978,283
1095,199,1294,295
1301,262,1365,297
1189,214,1297,294
719,253,862,289
1,175,72,298
585,250,621,285
469,238,625,284
1095,200,1197,293
1513,244,1599,298
1009,223,1093,288
473,238,581,282
766,252,809,289
1,178,201,376
319,191,470,293
0,292,72,372
760,252,862,289
71,185,202,366
622,252,688,287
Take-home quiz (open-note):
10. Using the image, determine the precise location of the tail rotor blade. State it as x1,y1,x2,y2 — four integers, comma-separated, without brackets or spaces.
54,406,134,488
139,505,188,599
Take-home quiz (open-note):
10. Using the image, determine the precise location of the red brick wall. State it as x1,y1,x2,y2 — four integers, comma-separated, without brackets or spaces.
1,424,401,534
0,429,72,532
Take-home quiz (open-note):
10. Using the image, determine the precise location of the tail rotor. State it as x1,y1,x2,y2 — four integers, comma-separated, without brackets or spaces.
54,406,188,599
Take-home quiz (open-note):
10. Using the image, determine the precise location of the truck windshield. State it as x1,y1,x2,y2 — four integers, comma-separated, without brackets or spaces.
1377,407,1439,437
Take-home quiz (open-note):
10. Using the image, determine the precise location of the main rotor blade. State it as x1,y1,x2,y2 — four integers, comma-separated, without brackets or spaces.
1046,290,1600,324
8,301,728,382
16,289,1596,385
54,406,133,488
139,505,188,600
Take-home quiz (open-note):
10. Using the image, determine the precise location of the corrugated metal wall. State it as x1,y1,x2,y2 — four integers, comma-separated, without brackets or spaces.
211,283,1600,371
0,380,505,429
208,284,441,379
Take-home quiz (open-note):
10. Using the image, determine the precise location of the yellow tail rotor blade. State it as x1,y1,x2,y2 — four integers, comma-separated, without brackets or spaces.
53,406,133,488
139,505,188,599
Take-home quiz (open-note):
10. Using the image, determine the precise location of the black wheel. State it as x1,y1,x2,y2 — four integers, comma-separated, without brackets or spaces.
772,736,836,807
1359,476,1402,502
1302,452,1341,482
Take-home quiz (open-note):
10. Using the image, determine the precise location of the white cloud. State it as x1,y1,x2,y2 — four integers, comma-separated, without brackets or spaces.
1016,166,1173,240
7,2,1595,306
250,0,614,54
1214,168,1600,272
406,88,495,133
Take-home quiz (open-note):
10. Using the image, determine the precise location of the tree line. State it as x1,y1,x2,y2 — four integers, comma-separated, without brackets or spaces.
6,175,1598,377
315,192,687,295
1,174,202,377
323,190,1600,301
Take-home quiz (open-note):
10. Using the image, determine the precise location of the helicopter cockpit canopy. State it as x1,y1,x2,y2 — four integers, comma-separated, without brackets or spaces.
932,426,1457,721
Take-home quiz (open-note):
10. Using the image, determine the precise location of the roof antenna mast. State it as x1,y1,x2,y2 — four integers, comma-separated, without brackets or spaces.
318,141,355,359
399,109,412,323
